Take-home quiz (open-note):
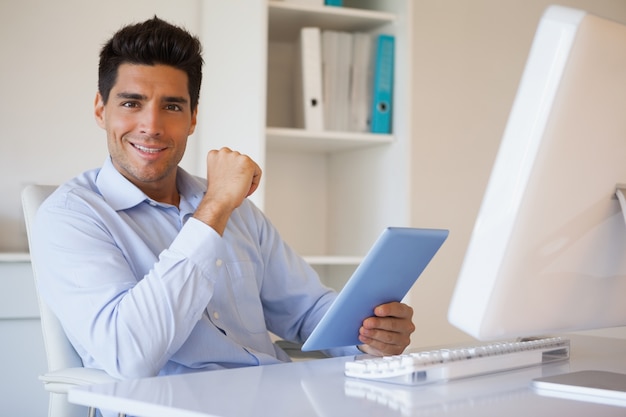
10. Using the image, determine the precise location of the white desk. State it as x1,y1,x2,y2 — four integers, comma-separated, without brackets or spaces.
69,335,626,417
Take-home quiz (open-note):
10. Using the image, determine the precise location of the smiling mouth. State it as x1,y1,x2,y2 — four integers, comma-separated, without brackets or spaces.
132,143,166,154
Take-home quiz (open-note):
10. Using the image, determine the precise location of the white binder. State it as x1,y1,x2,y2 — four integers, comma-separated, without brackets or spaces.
294,27,325,131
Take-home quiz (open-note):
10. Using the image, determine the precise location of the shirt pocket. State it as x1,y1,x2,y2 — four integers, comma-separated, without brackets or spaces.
227,261,267,334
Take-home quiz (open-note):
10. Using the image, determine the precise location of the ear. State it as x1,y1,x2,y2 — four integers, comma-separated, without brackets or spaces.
188,107,198,136
94,92,106,129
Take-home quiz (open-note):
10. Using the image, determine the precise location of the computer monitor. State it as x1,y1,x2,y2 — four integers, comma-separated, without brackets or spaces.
448,5,626,342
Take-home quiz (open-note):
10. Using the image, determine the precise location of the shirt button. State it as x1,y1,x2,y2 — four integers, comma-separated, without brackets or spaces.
216,259,223,267
213,311,220,320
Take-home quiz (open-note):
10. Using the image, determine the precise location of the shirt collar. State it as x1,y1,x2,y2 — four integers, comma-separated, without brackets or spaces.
96,157,206,211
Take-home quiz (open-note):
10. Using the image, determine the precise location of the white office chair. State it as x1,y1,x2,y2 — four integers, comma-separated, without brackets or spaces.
22,184,124,417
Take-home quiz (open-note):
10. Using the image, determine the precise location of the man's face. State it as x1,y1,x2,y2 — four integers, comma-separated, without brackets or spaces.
94,63,197,192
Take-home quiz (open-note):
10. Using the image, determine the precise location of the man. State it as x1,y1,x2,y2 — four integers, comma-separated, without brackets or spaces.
31,17,415,380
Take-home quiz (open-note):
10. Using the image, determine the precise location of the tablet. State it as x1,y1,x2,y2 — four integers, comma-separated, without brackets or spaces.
301,227,448,352
532,370,626,406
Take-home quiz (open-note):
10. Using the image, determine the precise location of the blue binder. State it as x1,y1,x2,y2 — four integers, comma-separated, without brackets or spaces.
370,34,395,134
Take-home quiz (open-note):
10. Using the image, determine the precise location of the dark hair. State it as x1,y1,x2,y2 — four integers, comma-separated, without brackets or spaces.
98,16,203,111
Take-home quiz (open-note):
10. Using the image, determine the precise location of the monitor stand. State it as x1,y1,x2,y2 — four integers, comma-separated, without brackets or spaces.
529,187,626,406
530,187,626,406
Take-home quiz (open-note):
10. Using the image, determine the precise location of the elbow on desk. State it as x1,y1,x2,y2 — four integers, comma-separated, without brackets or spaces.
91,341,165,380
104,357,162,380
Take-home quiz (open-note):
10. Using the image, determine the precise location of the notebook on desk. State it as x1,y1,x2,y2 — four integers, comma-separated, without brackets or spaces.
301,227,448,352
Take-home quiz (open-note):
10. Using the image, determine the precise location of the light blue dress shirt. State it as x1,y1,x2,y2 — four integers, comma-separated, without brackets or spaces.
31,157,358,379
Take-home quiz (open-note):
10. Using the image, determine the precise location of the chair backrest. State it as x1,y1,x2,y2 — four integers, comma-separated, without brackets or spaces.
21,184,84,371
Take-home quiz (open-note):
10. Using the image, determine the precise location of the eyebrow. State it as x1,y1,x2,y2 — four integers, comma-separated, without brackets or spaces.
115,92,189,104
116,92,146,101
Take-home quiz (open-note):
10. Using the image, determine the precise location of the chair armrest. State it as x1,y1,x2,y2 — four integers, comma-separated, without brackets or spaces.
39,367,118,394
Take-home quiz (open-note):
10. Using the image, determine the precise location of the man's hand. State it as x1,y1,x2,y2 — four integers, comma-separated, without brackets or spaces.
358,301,415,356
193,147,262,235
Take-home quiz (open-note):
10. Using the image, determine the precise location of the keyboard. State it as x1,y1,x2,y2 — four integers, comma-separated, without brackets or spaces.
344,337,570,386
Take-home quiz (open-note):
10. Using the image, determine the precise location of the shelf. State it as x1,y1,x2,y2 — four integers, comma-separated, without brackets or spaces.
266,127,392,152
268,1,395,41
0,252,30,262
303,255,363,266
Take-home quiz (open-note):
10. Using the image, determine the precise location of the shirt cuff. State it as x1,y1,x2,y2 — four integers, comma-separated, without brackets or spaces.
168,217,226,275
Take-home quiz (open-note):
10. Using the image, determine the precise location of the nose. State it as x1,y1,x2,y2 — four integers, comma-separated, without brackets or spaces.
139,104,163,137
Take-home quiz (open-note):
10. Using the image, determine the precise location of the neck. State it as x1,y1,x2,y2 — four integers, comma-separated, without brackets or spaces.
138,180,180,207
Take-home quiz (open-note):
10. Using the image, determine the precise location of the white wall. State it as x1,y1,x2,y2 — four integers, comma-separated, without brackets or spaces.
408,0,626,347
0,0,202,252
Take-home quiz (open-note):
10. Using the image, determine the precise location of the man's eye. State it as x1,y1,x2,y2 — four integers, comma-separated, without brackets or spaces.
121,101,139,108
165,104,182,111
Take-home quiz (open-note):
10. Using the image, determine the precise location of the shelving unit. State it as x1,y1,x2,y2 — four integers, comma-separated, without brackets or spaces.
0,253,48,415
198,0,412,290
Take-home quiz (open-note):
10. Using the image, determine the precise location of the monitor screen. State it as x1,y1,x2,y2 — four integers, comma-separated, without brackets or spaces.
448,5,626,341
